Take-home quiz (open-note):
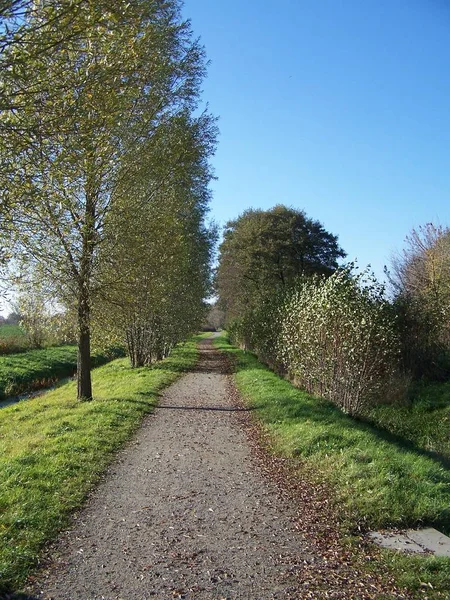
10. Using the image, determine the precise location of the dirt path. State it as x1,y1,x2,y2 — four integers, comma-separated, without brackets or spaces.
23,339,406,600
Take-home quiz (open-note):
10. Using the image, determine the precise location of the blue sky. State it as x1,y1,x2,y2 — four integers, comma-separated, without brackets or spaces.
183,0,450,280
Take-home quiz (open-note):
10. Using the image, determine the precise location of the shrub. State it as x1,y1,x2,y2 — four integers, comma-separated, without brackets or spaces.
277,268,401,416
227,313,253,351
393,295,450,380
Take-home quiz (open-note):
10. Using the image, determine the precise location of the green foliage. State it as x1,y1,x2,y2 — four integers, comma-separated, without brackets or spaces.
228,289,285,369
279,268,401,415
217,206,404,416
217,205,345,322
0,337,198,595
216,334,450,597
94,125,218,367
390,223,450,379
228,267,401,416
0,0,216,398
16,287,51,349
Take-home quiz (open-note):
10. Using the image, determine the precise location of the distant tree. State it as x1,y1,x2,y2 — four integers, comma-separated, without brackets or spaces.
217,205,346,321
5,311,20,325
205,303,225,331
15,291,48,348
390,223,450,304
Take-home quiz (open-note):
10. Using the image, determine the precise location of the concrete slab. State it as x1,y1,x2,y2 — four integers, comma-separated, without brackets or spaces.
367,531,425,554
368,528,450,557
407,528,450,558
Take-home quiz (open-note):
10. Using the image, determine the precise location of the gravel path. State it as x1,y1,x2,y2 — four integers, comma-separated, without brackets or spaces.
25,340,314,600
23,339,407,600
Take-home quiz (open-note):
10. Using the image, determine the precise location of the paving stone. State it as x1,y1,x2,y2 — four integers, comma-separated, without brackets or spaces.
407,528,450,557
367,531,425,554
368,528,450,557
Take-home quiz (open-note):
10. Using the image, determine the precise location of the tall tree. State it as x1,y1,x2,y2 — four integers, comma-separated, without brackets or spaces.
0,0,214,399
93,111,217,366
217,205,346,321
389,223,450,377
390,223,450,306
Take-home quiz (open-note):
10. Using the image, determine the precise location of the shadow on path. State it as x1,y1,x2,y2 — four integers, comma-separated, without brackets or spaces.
2,594,39,600
155,404,261,412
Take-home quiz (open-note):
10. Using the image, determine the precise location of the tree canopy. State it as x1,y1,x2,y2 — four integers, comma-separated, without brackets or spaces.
217,205,346,321
389,223,450,377
0,0,217,398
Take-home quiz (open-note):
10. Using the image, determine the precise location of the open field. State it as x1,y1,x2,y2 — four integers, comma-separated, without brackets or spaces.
0,325,26,340
0,337,198,595
0,325,29,355
214,334,450,597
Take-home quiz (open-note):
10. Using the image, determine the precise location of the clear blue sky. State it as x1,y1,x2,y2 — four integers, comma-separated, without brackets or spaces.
183,0,450,280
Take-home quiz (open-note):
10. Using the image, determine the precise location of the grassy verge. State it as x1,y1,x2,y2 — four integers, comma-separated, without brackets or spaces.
0,337,198,595
364,381,450,462
214,333,450,597
0,345,124,401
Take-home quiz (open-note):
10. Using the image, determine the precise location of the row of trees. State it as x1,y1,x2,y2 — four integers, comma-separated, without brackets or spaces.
217,206,450,416
0,0,217,398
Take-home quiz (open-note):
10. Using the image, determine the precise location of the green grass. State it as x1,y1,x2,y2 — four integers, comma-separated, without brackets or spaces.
0,337,198,595
215,333,450,597
364,381,450,462
0,345,125,401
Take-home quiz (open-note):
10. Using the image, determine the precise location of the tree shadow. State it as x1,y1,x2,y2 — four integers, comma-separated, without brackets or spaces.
1,592,39,600
155,404,261,412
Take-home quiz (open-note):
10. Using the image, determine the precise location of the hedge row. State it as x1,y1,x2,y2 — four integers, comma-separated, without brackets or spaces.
229,269,401,416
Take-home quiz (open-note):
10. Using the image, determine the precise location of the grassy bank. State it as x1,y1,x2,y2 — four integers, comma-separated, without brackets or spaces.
0,338,198,595
215,334,450,597
0,345,124,401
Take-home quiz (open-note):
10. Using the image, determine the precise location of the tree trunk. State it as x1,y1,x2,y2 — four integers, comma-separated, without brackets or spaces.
77,178,95,401
77,287,92,400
